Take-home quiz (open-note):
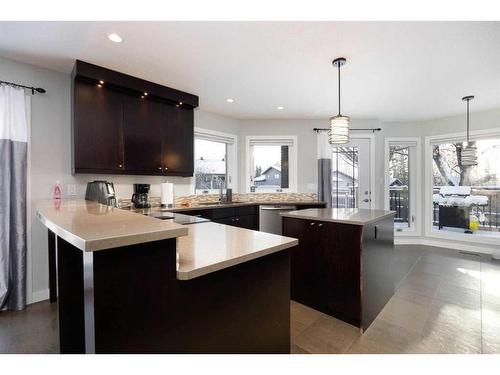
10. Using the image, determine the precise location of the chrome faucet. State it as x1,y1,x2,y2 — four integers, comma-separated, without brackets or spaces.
219,185,224,203
218,176,225,203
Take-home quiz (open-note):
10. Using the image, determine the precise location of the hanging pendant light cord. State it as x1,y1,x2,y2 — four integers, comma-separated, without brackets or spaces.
337,63,341,116
466,99,470,143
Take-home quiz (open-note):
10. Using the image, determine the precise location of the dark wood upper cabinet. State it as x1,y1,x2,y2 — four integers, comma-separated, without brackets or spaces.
73,81,124,173
163,105,194,176
71,60,198,176
123,96,164,173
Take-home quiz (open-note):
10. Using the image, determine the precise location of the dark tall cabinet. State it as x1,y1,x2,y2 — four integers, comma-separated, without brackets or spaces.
71,60,198,176
73,81,125,173
163,105,194,176
123,96,164,173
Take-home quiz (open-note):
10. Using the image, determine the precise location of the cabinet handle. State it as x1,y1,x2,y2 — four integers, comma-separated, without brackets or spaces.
164,166,168,171
310,222,315,226
158,166,162,170
118,164,123,168
236,218,240,221
374,225,378,239
318,223,323,227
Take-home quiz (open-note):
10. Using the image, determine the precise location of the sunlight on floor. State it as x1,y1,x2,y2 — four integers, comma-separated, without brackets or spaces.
291,245,500,354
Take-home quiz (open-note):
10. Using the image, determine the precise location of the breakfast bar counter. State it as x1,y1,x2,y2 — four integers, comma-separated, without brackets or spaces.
37,199,297,354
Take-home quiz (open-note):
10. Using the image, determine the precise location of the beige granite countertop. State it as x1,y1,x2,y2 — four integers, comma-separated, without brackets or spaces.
176,221,298,280
36,199,298,280
36,199,188,251
281,208,395,225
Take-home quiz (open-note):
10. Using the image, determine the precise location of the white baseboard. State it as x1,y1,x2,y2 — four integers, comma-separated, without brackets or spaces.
29,289,50,304
395,236,496,256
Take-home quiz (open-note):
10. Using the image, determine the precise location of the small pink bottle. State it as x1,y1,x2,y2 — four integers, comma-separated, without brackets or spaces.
54,181,62,200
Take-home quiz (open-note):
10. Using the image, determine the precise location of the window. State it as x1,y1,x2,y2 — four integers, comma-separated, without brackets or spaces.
385,138,421,234
194,128,237,194
430,136,500,239
331,146,359,208
246,136,297,192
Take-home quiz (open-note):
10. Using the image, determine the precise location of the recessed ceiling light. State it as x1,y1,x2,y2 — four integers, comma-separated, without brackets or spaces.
226,98,234,103
108,33,123,43
179,101,183,105
99,80,104,85
277,106,284,110
143,92,148,96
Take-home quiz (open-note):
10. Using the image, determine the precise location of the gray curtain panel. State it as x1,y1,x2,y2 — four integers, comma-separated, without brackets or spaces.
0,85,28,311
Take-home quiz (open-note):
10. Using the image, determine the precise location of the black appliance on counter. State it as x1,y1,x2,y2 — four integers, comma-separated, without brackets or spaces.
85,180,117,207
132,183,151,208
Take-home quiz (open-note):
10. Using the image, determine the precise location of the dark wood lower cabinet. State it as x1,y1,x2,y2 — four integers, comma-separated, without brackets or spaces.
283,215,394,331
181,205,260,230
55,233,290,354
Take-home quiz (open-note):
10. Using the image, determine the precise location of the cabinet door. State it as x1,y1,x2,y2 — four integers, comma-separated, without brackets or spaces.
235,214,258,230
318,222,361,324
162,105,194,176
73,81,124,172
214,217,237,226
123,97,164,173
283,218,319,307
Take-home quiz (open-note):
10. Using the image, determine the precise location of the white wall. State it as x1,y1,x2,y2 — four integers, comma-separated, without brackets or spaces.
237,118,381,196
0,56,241,301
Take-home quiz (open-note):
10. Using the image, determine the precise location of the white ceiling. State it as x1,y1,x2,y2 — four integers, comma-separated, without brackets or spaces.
0,21,499,121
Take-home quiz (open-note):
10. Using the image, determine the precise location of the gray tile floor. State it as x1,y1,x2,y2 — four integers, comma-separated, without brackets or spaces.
1,245,499,354
292,245,500,354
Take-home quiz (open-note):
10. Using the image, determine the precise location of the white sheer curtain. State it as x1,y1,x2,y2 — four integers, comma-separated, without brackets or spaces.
317,131,332,208
0,84,30,310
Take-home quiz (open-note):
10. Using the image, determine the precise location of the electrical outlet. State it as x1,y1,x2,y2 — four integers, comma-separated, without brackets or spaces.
67,184,77,196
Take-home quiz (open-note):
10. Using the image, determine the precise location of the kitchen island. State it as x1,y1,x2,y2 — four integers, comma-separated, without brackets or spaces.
282,208,395,331
36,199,297,354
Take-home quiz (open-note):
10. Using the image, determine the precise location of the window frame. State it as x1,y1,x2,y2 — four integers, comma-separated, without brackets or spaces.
245,135,298,193
384,137,422,237
424,128,500,246
193,127,238,194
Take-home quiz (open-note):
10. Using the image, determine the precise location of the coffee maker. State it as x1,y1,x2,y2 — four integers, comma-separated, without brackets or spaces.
132,184,151,208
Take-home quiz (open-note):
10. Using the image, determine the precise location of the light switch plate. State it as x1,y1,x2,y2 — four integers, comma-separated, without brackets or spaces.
67,184,77,196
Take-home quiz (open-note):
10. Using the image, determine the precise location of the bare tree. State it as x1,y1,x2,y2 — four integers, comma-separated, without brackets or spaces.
432,142,476,186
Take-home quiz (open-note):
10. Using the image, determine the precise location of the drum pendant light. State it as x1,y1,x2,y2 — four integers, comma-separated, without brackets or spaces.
329,57,350,144
461,95,478,167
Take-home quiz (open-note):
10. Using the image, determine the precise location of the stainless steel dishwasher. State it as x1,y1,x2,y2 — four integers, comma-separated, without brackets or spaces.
259,205,297,235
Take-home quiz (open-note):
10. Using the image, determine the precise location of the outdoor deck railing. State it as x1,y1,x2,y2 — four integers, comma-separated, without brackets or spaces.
432,186,500,231
332,187,358,209
389,187,409,223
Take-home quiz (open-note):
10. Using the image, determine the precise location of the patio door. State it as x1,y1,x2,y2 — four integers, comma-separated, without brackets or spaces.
384,138,421,235
331,138,372,209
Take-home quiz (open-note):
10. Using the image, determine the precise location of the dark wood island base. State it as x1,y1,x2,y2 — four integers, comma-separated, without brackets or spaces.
282,210,395,332
55,233,291,354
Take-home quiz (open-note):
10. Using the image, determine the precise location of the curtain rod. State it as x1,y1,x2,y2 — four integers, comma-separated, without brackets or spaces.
0,80,46,95
313,127,381,133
